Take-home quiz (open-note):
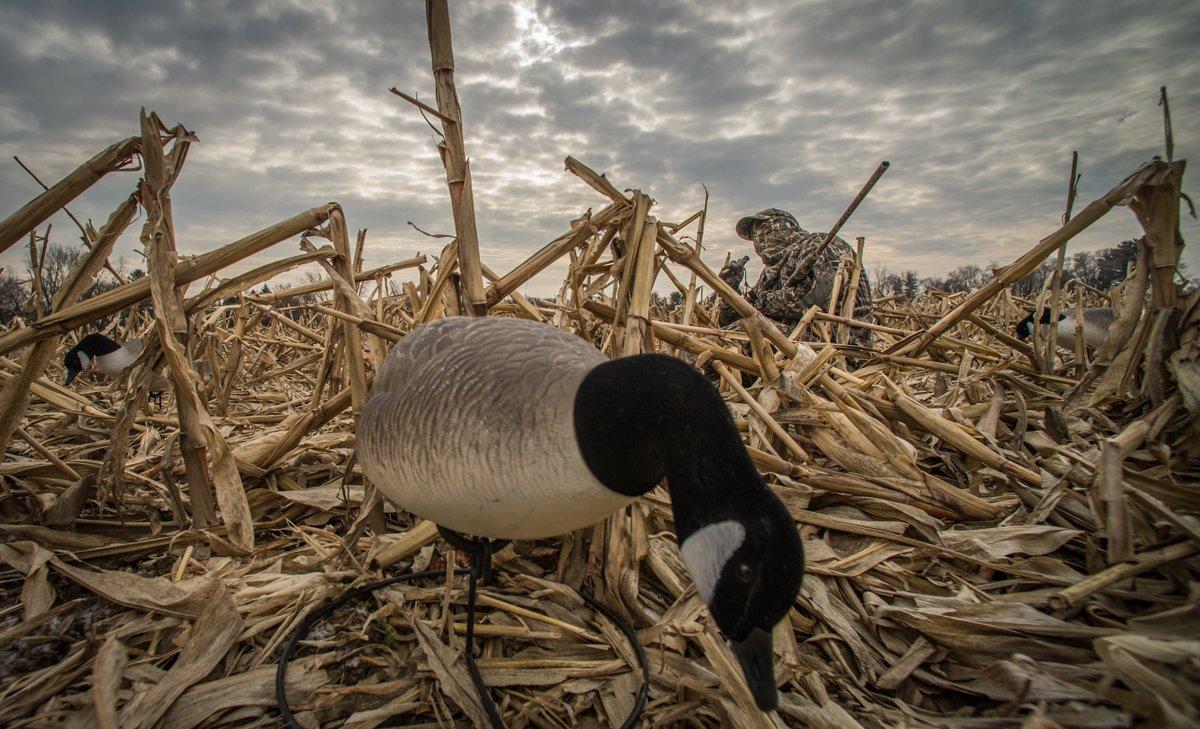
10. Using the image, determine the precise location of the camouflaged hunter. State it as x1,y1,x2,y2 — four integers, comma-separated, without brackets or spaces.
719,208,874,350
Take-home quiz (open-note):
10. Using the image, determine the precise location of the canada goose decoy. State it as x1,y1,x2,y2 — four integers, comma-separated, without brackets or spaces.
63,332,181,406
63,333,144,385
359,316,805,711
1015,307,1113,349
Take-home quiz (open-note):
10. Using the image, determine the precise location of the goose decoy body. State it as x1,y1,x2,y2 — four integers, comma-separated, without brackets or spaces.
359,316,804,711
141,365,213,407
1015,307,1113,349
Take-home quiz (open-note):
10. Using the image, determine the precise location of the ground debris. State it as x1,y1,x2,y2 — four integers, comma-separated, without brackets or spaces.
0,121,1196,728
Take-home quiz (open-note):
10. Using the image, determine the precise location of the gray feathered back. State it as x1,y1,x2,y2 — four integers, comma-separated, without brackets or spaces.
359,317,631,539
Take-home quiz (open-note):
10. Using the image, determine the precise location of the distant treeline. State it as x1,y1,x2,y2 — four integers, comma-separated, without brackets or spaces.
0,244,135,325
0,243,336,325
875,239,1193,299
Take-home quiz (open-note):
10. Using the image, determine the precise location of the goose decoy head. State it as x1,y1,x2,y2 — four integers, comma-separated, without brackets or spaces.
681,493,803,711
62,333,121,385
1014,307,1061,340
63,348,86,386
574,354,804,710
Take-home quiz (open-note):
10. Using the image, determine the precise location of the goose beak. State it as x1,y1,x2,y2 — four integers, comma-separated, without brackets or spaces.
731,627,777,711
64,370,78,386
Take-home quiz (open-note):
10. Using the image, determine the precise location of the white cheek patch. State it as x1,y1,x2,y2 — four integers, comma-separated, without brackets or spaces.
679,520,745,603
78,352,91,368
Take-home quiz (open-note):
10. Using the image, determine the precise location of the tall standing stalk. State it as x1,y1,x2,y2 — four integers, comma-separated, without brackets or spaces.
425,0,486,316
1041,152,1082,371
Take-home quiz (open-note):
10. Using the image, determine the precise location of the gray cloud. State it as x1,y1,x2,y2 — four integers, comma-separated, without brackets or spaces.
1,0,1196,296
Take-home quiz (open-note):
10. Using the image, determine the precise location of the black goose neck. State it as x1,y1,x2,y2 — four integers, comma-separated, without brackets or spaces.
77,333,121,356
573,355,763,527
1036,308,1067,325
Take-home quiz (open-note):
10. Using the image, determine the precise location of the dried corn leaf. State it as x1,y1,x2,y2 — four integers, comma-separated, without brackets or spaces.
119,584,242,729
412,619,489,727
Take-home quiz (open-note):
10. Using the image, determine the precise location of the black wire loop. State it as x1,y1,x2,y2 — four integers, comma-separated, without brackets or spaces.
275,531,649,729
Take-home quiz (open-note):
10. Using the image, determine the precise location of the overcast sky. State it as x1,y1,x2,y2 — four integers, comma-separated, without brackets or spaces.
1,0,1196,297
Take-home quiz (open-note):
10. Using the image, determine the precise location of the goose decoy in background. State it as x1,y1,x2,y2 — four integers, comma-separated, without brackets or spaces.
63,332,185,407
63,333,144,385
1015,307,1114,349
359,316,805,711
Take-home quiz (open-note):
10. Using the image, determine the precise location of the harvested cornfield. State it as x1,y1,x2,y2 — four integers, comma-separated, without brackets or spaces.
1,142,1196,727
1,6,1198,729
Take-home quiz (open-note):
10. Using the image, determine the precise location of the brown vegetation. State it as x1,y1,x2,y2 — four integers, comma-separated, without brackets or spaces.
0,5,1195,728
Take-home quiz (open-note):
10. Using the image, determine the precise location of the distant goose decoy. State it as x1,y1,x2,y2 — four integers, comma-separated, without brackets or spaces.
1015,307,1114,349
359,317,805,711
63,332,181,406
63,333,144,385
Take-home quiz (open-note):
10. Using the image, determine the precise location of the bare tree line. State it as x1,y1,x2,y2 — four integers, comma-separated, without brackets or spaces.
0,237,343,325
0,240,135,324
875,238,1193,299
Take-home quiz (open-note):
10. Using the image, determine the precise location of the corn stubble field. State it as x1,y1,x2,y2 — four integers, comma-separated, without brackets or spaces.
1,11,1198,729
